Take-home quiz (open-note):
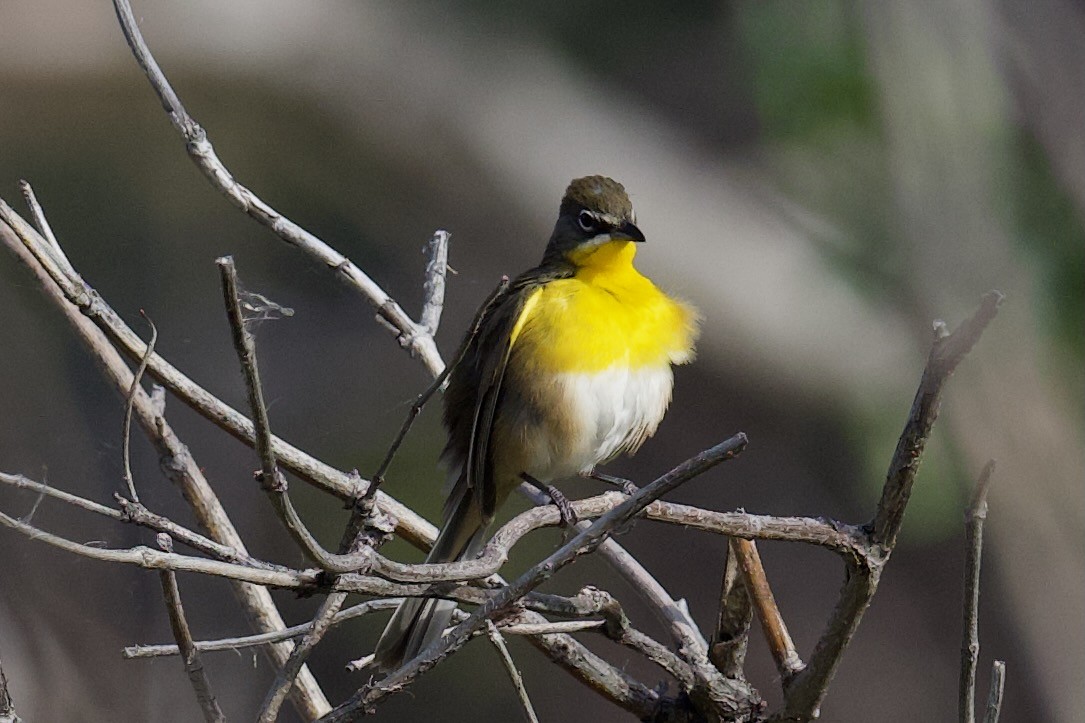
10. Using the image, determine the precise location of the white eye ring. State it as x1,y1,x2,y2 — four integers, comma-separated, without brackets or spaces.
577,210,597,232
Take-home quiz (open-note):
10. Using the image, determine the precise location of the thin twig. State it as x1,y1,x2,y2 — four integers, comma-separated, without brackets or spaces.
126,599,404,659
121,312,157,503
322,433,752,721
217,256,281,493
219,256,360,575
710,538,753,679
156,535,226,723
960,460,996,723
982,661,1006,723
419,230,450,335
731,538,803,681
1,472,122,521
110,0,443,376
485,621,540,723
776,292,1002,722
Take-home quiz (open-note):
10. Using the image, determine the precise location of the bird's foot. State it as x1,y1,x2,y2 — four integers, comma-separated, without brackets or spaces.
521,473,579,528
544,484,579,528
587,471,639,496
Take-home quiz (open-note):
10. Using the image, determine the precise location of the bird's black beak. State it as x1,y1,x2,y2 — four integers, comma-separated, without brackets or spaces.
614,221,646,243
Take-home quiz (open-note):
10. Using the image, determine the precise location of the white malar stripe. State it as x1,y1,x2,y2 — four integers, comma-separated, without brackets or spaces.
554,365,674,476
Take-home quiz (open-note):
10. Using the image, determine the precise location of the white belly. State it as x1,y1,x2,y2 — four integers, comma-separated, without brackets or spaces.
525,365,674,481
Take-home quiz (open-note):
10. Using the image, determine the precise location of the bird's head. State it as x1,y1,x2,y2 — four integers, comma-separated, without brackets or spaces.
543,176,645,266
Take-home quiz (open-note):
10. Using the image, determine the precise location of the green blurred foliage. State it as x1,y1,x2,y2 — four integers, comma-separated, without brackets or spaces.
1001,130,1085,405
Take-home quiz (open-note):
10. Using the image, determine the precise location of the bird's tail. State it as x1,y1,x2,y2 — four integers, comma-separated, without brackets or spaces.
372,482,487,672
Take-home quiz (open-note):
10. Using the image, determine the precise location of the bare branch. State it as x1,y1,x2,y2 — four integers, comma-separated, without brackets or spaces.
0,201,436,554
775,292,1002,722
0,221,331,718
110,0,444,376
960,460,996,723
419,230,450,335
871,291,1004,549
731,538,803,681
218,255,338,573
156,536,226,723
115,495,288,572
485,621,540,723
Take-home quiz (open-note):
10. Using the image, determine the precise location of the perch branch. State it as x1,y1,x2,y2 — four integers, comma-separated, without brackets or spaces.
519,482,709,656
323,433,752,721
111,0,443,376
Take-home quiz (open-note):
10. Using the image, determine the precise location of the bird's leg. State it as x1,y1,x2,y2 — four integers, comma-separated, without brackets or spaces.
586,470,639,496
520,473,579,528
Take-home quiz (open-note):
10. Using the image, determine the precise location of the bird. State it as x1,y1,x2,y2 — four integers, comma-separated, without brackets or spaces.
373,175,698,671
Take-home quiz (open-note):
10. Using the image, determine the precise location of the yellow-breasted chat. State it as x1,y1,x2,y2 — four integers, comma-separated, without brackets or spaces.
374,175,698,670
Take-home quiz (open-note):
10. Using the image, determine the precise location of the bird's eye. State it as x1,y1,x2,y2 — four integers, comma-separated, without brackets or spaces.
577,210,597,233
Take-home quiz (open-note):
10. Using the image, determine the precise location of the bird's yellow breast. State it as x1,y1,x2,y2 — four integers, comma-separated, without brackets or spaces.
510,241,697,373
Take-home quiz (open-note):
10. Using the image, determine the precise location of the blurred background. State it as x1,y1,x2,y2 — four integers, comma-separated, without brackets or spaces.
0,1,1081,721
